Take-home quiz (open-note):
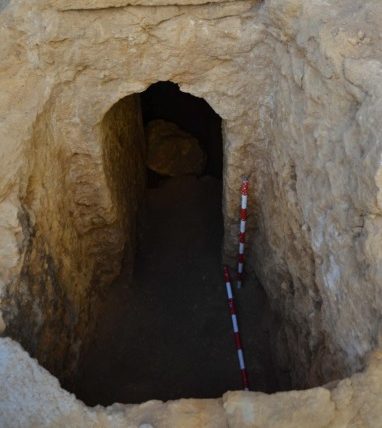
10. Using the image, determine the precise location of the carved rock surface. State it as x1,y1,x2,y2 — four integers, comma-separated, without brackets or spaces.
2,337,382,427
146,120,206,177
54,0,226,9
0,0,382,424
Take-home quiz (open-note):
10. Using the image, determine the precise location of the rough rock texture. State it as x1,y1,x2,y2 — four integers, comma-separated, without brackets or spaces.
2,90,146,378
1,0,382,414
146,120,206,176
2,337,382,427
251,0,382,387
54,0,227,9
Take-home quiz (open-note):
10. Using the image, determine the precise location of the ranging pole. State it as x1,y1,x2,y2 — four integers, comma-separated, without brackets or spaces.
237,177,249,289
223,265,250,391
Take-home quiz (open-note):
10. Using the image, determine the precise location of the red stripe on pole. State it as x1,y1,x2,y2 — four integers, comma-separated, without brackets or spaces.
241,369,250,389
237,177,249,288
240,209,247,221
223,266,250,391
241,179,249,196
234,332,242,349
223,266,230,282
228,298,236,315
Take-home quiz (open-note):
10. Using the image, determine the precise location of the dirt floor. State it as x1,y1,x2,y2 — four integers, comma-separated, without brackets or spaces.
74,175,277,406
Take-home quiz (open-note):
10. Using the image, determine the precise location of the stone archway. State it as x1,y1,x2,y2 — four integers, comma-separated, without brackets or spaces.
2,1,268,382
2,64,259,383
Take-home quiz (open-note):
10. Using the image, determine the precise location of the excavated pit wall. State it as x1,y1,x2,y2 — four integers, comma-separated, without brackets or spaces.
0,0,382,409
3,88,146,379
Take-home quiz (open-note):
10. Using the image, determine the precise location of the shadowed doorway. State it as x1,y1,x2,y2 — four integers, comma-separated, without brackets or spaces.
73,82,276,405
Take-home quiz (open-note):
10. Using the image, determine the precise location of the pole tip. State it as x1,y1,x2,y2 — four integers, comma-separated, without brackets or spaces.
223,266,231,282
241,178,249,195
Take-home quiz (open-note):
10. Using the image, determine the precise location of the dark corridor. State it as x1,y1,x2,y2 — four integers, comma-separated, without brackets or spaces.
141,81,223,179
73,82,276,405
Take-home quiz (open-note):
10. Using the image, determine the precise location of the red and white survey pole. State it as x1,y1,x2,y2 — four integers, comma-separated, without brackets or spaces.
237,177,249,289
223,265,250,391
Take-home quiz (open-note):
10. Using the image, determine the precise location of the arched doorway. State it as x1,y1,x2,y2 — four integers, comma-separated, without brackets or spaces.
72,82,275,404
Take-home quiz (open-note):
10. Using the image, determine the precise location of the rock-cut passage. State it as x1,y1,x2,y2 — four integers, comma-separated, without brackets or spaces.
72,83,277,405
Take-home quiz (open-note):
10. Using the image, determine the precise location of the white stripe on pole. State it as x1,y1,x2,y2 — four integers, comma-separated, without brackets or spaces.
224,266,250,390
237,177,249,289
237,349,245,370
238,262,244,273
226,283,233,299
231,314,239,333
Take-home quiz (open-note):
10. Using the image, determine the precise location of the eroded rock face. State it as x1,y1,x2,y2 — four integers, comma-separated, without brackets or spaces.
2,92,146,379
1,337,382,427
54,0,227,8
146,120,206,177
0,0,382,412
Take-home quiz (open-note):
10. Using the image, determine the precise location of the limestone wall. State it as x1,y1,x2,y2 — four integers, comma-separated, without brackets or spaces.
250,0,382,386
1,337,382,427
0,0,382,399
2,85,145,379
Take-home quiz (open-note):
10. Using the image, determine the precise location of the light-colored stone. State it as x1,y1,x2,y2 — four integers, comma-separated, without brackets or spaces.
0,338,227,428
224,389,335,428
146,120,206,176
2,337,382,427
1,0,382,424
53,0,229,10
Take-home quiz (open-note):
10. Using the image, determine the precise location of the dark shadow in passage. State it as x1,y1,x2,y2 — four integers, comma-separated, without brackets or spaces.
141,81,223,179
72,83,279,405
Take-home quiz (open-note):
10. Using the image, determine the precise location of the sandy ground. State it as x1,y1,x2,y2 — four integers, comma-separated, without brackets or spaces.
74,176,277,405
